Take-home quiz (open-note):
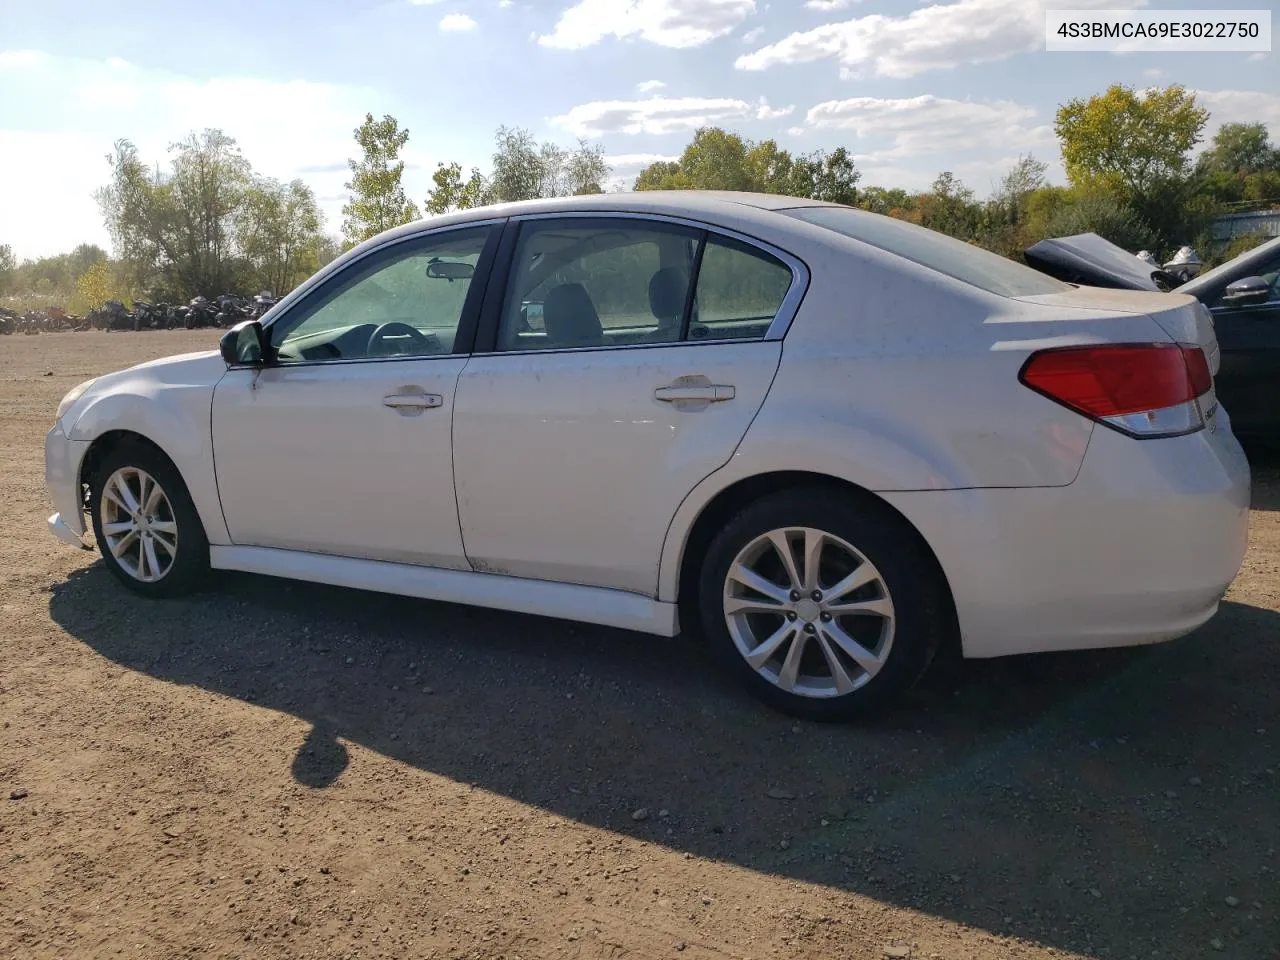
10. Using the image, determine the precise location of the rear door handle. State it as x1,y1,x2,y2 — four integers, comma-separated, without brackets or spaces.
654,384,735,402
382,392,443,410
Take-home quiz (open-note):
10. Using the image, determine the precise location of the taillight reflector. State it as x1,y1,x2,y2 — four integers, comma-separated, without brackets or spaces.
1019,342,1211,431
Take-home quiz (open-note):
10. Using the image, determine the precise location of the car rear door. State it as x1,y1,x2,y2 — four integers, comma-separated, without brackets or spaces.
450,214,807,596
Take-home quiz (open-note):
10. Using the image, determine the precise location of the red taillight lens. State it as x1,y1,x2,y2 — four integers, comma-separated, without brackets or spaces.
1019,343,1211,435
1180,344,1212,397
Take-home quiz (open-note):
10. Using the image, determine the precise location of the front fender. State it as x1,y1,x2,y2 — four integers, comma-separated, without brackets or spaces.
68,382,229,545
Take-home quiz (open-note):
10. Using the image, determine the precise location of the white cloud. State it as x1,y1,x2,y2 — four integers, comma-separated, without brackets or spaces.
538,0,756,50
551,95,756,135
605,152,680,169
440,12,478,30
736,0,1142,78
408,0,446,4
0,51,380,259
1193,89,1280,138
1143,68,1163,79
499,0,514,6
636,79,666,92
755,96,794,120
804,0,852,9
801,95,1053,161
741,26,764,42
1248,52,1267,61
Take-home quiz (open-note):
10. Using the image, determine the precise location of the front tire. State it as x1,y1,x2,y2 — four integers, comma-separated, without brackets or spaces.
697,487,950,721
89,442,209,598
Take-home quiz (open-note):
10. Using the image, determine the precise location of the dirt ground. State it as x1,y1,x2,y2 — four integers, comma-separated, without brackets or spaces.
1,331,1277,960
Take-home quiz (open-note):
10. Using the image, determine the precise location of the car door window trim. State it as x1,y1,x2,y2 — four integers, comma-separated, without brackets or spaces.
250,219,507,369
471,211,810,355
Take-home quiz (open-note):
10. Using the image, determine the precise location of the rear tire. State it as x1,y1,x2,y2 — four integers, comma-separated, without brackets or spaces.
89,441,209,598
697,487,950,721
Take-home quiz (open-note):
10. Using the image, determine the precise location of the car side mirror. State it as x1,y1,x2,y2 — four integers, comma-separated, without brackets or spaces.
1221,276,1272,307
220,319,269,366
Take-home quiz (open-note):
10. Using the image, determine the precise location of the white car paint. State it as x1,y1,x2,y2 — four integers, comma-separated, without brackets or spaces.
452,340,781,594
45,191,1251,664
212,357,471,568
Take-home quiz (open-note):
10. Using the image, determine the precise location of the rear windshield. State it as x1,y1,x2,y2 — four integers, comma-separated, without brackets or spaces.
781,205,1070,298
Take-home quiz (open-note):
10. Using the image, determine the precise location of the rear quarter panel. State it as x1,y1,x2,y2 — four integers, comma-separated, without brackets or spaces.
657,225,1178,602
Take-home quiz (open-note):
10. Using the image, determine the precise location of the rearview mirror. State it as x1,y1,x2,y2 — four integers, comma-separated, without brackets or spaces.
220,319,269,366
426,259,474,281
1221,276,1272,307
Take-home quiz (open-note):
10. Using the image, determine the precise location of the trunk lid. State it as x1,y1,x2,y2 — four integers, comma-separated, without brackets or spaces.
1014,286,1219,375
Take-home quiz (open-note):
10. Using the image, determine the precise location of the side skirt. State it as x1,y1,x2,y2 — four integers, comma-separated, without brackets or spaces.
209,545,680,637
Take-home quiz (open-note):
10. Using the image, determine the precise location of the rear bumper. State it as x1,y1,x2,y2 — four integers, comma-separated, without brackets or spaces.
45,422,92,545
883,419,1251,659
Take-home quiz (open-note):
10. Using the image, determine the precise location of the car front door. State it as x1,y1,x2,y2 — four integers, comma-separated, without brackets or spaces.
451,215,806,595
212,222,501,567
1207,253,1280,438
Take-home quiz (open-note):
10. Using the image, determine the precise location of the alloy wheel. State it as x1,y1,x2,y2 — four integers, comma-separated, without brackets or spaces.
98,466,179,583
722,526,895,699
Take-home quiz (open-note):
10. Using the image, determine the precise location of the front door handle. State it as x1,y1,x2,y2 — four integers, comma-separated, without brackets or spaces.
654,384,735,403
383,392,443,410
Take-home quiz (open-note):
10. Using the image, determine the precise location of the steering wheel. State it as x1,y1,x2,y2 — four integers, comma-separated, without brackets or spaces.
367,321,436,357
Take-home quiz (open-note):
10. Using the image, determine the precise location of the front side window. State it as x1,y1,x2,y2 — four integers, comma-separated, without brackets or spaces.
270,226,492,362
497,219,700,351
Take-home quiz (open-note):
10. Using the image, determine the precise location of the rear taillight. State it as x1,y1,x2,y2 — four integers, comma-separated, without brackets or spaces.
1019,342,1212,439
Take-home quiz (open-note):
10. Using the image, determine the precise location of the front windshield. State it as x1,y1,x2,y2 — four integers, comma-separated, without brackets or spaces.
782,205,1071,299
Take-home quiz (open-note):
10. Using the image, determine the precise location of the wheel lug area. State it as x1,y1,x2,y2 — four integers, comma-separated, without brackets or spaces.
820,611,832,622
811,590,822,601
803,623,816,634
789,590,801,602
786,611,797,621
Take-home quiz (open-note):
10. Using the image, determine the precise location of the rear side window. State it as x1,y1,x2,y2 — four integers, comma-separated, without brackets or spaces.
691,237,793,341
783,205,1070,298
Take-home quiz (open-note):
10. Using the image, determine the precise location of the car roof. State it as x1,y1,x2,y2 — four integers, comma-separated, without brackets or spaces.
356,191,834,249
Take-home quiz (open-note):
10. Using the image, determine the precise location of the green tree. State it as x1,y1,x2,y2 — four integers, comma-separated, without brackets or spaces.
425,161,487,215
634,160,682,191
562,139,610,196
1045,192,1157,252
341,113,420,246
96,139,163,294
633,127,858,200
0,244,17,295
1055,84,1208,199
488,126,544,202
914,172,982,239
166,129,252,293
857,186,914,217
1196,122,1279,176
485,127,610,202
803,146,860,204
239,177,326,295
96,130,251,297
69,260,122,314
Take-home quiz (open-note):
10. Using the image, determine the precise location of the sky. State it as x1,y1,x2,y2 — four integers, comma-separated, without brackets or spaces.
1,0,1276,260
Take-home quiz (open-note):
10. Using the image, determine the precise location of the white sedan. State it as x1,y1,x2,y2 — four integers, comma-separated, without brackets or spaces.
45,192,1251,719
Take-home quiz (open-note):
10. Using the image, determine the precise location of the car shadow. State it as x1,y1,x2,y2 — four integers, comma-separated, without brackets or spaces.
49,566,1280,959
